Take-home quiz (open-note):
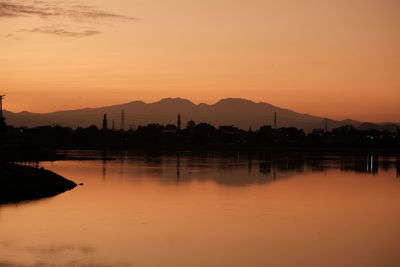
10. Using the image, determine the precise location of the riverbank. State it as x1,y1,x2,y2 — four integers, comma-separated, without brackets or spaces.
0,163,77,203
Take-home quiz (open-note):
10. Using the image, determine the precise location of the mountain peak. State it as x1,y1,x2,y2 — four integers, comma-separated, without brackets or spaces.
127,100,145,105
215,98,257,105
156,98,195,105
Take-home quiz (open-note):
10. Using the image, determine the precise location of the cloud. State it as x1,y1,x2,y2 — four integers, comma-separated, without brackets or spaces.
0,0,136,37
26,244,96,254
0,0,135,21
22,26,101,37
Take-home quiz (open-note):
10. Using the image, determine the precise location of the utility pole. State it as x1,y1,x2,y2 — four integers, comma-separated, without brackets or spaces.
120,110,125,131
177,114,181,131
0,94,5,119
324,118,328,132
112,120,115,130
273,112,277,129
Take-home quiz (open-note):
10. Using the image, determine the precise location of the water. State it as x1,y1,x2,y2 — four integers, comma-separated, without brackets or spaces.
1,151,400,267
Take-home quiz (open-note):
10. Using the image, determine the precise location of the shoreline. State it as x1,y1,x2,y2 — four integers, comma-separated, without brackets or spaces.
0,163,77,204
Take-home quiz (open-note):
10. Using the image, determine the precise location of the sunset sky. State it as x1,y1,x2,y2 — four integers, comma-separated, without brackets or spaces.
1,0,399,122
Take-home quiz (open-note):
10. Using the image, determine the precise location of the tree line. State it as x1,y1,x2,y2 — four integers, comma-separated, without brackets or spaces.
1,119,399,150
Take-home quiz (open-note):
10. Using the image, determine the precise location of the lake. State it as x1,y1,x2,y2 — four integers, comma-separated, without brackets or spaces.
1,151,400,266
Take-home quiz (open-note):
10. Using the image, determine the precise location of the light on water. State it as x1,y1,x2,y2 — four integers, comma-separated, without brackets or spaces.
1,151,400,266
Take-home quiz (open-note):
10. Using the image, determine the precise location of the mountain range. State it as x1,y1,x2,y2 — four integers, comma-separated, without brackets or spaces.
3,98,399,132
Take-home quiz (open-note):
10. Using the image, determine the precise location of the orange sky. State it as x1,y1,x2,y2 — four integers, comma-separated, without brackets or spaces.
1,0,399,122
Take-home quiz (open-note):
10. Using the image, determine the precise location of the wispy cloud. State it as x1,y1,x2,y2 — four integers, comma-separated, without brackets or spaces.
0,0,136,37
22,26,101,37
0,0,135,20
3,32,20,39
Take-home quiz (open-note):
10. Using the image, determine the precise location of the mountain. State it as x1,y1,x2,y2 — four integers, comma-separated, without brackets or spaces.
358,122,400,132
2,98,392,132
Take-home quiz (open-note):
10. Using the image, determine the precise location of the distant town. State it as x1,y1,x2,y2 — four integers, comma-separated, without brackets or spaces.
0,96,399,155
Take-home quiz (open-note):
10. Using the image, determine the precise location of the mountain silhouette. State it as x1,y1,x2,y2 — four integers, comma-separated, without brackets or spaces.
3,98,397,132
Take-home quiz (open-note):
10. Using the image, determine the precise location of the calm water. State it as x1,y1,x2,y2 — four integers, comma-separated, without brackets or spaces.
1,151,400,267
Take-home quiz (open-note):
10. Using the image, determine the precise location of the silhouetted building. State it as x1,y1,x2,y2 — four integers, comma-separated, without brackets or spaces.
177,114,181,131
102,114,108,131
163,124,178,134
311,128,325,136
186,120,196,130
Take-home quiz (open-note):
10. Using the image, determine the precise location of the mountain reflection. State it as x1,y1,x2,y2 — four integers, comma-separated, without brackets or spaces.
78,151,400,186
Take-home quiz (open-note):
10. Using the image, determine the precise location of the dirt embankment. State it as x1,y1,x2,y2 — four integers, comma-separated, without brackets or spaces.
0,163,76,203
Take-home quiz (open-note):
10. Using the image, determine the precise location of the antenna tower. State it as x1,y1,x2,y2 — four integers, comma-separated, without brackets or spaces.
0,94,5,119
120,110,125,131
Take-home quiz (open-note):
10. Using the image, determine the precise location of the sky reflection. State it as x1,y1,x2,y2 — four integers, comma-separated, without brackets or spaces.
1,151,400,266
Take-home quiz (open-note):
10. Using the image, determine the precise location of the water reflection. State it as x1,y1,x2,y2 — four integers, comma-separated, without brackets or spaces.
176,153,181,182
81,151,400,186
12,151,400,185
102,150,107,180
120,151,125,178
397,155,400,178
2,151,400,267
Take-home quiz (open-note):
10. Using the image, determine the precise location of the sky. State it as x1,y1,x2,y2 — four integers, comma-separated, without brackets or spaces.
1,0,399,122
